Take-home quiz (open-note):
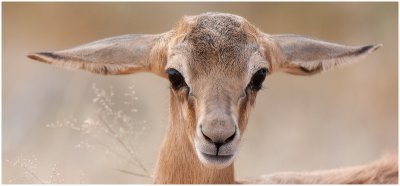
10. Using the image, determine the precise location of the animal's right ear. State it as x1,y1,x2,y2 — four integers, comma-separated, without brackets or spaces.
27,33,169,77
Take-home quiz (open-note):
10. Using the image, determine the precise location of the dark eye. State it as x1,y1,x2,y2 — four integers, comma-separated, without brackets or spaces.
166,68,187,90
247,68,268,91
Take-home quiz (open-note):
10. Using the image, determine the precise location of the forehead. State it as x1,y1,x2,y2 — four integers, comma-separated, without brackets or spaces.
169,13,263,77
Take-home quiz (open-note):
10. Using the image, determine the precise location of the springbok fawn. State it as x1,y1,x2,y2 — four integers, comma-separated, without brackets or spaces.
28,12,397,184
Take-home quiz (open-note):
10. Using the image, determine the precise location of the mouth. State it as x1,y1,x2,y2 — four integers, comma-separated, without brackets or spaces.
200,152,234,164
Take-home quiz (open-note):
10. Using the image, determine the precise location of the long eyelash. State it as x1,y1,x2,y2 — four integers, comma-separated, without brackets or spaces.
260,85,269,92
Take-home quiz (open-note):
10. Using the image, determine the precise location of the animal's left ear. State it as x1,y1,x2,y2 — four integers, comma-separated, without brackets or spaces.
269,34,382,75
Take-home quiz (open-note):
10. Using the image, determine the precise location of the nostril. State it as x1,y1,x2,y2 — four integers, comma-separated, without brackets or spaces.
201,129,213,143
200,125,236,145
224,130,236,144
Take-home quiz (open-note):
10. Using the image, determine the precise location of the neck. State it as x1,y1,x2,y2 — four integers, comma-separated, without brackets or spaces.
153,93,235,184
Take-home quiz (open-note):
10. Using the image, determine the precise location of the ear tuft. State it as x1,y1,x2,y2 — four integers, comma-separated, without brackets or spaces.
363,44,382,53
27,52,58,64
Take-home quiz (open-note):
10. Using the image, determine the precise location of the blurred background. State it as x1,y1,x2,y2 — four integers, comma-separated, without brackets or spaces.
3,2,397,184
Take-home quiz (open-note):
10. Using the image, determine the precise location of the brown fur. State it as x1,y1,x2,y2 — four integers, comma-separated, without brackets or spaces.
27,12,395,184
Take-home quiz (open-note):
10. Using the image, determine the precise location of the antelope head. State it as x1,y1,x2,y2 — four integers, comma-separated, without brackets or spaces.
28,12,381,169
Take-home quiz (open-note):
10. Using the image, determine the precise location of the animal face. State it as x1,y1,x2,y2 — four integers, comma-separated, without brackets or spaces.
165,13,271,167
27,12,380,168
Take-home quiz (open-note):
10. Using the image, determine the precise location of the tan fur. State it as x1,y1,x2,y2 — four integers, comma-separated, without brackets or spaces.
154,90,235,184
27,12,395,184
240,153,398,184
